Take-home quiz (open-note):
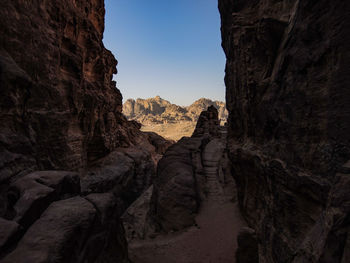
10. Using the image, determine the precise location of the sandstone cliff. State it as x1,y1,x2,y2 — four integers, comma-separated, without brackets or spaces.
123,96,228,140
219,0,350,262
0,1,171,262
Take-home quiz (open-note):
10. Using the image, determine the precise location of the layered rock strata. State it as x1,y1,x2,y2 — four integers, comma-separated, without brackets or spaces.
0,1,171,262
219,0,350,262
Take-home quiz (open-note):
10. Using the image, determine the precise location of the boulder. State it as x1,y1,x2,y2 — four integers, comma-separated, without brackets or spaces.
81,146,155,210
150,106,222,232
8,171,80,229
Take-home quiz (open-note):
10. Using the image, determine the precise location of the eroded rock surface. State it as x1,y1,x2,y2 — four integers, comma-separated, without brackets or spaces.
0,1,171,262
2,196,129,263
1,0,127,176
148,106,235,232
150,106,218,232
219,0,350,261
125,106,246,263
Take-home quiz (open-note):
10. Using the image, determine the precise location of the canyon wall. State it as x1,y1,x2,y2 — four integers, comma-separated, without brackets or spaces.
0,1,171,262
0,0,140,181
219,0,350,262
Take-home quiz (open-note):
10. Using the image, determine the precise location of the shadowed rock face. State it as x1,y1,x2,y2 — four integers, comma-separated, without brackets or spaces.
0,1,172,262
150,136,204,232
0,0,135,181
192,105,220,138
149,107,228,232
219,0,350,262
219,0,350,175
1,194,129,263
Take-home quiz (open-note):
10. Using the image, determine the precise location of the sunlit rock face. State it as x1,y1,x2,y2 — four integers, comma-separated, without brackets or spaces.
219,0,350,262
123,96,227,124
123,96,228,140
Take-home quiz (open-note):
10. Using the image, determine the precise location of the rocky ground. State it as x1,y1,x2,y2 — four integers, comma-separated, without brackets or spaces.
129,200,245,263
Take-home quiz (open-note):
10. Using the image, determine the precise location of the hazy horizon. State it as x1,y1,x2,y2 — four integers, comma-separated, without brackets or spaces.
103,0,226,106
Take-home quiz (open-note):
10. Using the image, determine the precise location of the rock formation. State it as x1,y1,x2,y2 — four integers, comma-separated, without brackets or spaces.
1,0,349,262
124,106,246,263
0,1,171,262
123,96,228,140
122,107,223,239
150,106,229,232
219,0,350,262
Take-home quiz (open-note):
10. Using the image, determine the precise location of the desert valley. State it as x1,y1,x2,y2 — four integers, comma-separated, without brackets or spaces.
123,96,228,140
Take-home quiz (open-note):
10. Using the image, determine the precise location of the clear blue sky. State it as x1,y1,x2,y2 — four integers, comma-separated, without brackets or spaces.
103,0,225,106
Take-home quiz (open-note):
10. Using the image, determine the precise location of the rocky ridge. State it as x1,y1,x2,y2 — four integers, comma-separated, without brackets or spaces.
123,96,228,140
219,0,350,262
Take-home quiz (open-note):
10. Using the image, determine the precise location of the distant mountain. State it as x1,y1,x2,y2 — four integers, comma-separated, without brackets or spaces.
123,96,227,124
123,96,228,140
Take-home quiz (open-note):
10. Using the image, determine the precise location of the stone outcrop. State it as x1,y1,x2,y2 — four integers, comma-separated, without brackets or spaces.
0,1,172,262
219,0,350,262
143,132,174,162
81,146,155,210
149,106,229,232
150,136,204,232
192,105,220,137
123,96,228,140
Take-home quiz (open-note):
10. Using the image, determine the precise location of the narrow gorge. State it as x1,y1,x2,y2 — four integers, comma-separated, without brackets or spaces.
0,1,349,263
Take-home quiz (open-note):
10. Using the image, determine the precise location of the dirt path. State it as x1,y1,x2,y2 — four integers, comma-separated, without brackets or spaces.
128,137,246,263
